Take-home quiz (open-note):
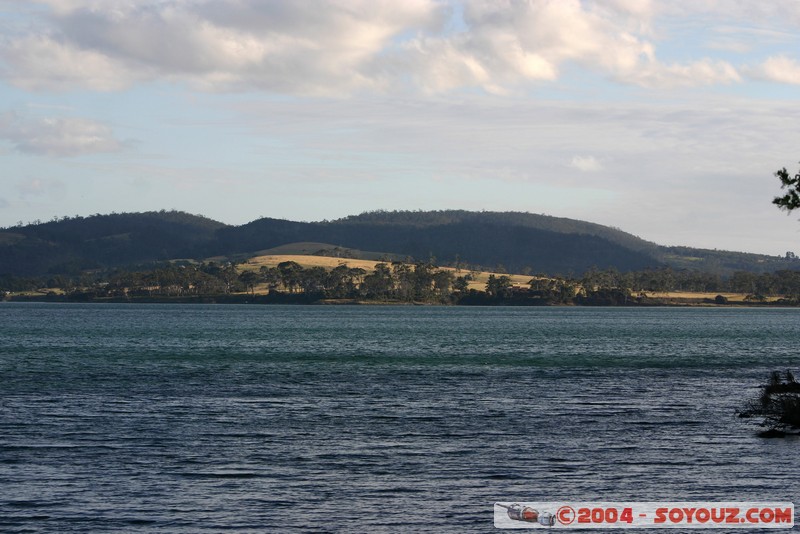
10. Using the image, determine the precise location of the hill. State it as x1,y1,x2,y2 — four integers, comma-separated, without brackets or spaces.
213,211,658,275
337,210,659,254
0,211,225,275
0,209,795,277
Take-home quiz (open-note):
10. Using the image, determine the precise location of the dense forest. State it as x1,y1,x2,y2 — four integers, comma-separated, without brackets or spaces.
2,210,797,278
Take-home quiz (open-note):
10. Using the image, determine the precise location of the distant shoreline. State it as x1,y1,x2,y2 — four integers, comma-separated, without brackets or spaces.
4,293,797,307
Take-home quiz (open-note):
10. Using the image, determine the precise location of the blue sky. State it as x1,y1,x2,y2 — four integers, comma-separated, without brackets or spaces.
1,0,800,255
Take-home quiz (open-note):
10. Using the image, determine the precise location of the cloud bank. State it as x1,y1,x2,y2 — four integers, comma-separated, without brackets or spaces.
3,0,797,95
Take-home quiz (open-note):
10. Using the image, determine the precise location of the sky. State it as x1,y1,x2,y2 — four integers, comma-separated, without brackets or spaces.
1,0,800,255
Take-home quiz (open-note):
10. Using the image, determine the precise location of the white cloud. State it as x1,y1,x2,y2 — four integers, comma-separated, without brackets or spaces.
401,0,744,92
0,112,123,156
569,155,603,172
755,55,800,85
405,0,660,92
0,35,141,91
626,58,741,88
1,0,442,94
0,0,762,94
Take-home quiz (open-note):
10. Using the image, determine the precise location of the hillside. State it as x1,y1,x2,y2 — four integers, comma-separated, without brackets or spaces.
0,211,225,275
0,209,795,277
215,211,658,275
337,210,659,254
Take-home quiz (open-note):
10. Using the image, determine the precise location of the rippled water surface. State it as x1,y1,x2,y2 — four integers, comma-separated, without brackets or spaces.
1,304,799,532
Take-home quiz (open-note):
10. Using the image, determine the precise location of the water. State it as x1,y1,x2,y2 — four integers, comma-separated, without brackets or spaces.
1,303,798,532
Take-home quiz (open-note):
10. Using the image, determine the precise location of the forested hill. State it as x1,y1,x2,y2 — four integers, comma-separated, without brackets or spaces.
335,210,659,255
0,211,224,275
0,209,794,277
215,211,657,275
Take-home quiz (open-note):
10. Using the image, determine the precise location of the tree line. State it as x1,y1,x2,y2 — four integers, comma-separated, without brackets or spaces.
4,261,800,305
578,266,800,298
1,261,463,304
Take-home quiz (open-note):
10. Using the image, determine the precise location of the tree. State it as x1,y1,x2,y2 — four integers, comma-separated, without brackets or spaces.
259,266,282,292
327,265,351,298
362,263,394,299
453,276,470,293
734,173,800,435
773,164,800,212
277,261,303,293
216,263,239,294
412,262,436,300
739,371,800,437
239,270,260,296
486,274,512,299
295,267,324,294
392,263,415,301
553,279,577,303
432,270,455,301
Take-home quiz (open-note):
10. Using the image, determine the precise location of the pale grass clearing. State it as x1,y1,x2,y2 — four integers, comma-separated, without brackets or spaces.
241,255,387,295
243,255,384,272
242,254,537,292
459,271,535,291
643,291,780,302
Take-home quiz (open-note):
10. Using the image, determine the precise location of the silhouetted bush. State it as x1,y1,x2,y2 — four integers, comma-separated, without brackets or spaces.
738,370,800,437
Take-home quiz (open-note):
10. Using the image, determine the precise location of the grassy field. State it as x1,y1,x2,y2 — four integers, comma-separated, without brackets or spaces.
245,254,385,272
242,254,534,291
642,291,780,303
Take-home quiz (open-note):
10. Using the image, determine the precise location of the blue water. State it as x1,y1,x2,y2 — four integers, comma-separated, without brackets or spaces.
1,304,798,532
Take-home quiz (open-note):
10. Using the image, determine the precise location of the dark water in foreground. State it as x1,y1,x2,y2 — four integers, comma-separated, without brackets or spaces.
1,304,799,532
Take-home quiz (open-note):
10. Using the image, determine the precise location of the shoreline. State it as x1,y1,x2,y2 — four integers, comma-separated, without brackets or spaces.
3,293,798,307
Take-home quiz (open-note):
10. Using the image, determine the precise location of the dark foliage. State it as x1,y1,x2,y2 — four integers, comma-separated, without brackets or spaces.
0,211,224,276
773,164,800,212
575,287,634,306
738,371,800,437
